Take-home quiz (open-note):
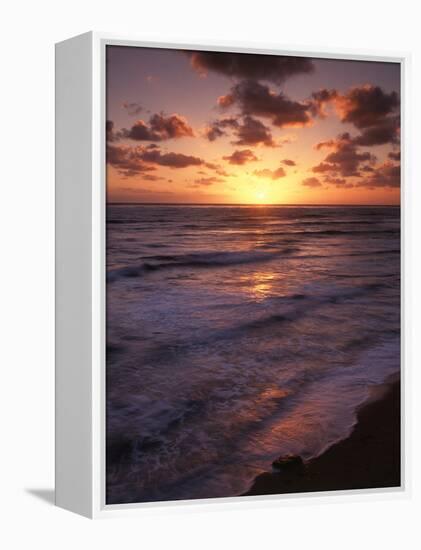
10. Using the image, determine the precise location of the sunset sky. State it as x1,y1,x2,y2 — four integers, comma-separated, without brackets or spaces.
106,46,400,205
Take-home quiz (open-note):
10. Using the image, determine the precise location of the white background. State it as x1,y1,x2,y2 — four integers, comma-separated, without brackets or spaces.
1,0,420,547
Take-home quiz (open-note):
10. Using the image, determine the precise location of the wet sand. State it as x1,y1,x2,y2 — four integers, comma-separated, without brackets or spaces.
244,378,401,496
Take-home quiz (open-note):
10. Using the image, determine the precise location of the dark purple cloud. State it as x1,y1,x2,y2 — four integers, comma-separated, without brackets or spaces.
218,80,312,128
140,148,203,168
337,85,399,129
311,129,400,190
204,117,239,141
282,159,296,166
334,85,400,148
312,133,376,177
122,119,162,141
352,115,400,146
106,120,118,142
149,113,195,138
360,164,375,173
122,113,194,142
309,88,338,118
106,143,156,177
188,51,314,84
205,115,276,147
107,142,206,174
309,85,400,147
233,116,276,147
388,151,401,161
357,162,400,189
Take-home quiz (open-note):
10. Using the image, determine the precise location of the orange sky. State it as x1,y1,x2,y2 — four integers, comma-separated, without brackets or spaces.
106,47,400,205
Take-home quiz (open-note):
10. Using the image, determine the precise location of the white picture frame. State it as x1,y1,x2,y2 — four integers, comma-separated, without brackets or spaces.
55,31,410,518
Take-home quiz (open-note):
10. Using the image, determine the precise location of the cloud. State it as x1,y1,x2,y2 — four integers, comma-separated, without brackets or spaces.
149,113,195,138
214,166,233,177
323,175,349,187
352,115,400,146
106,143,156,177
223,149,258,165
253,166,286,180
107,142,206,174
233,116,276,146
192,176,224,186
310,85,400,147
314,138,336,151
315,118,399,150
204,117,239,141
140,148,204,168
302,177,322,188
198,163,234,177
106,120,118,142
388,151,400,161
122,119,162,141
122,101,143,115
204,115,276,147
336,85,399,129
360,164,375,173
216,83,398,136
141,174,164,181
333,85,400,147
203,162,217,171
309,88,338,118
357,162,400,189
218,80,313,128
204,125,225,141
282,159,296,166
311,131,401,190
312,133,376,177
187,51,314,84
122,113,194,141
312,162,336,173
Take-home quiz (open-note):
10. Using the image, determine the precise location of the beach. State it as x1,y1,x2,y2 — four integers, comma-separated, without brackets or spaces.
245,377,401,496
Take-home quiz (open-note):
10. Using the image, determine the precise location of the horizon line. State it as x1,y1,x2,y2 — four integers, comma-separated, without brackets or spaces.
107,202,400,207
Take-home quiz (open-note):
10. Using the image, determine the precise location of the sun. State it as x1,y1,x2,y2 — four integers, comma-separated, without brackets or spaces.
255,190,268,204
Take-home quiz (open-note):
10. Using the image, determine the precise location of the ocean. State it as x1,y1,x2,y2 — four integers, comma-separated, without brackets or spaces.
106,204,400,504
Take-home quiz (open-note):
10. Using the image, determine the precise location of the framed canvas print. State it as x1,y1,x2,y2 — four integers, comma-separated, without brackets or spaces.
55,32,408,518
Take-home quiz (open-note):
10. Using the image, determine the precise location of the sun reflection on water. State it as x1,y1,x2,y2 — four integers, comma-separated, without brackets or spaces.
243,270,277,301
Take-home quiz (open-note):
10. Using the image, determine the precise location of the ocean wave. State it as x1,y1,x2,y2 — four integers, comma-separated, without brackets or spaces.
107,248,298,282
106,336,400,503
129,282,391,369
238,282,389,331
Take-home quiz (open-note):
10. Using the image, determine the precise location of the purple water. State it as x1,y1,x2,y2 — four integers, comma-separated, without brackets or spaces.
106,204,400,504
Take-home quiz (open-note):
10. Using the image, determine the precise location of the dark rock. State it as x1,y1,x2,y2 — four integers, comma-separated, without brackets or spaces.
272,455,304,472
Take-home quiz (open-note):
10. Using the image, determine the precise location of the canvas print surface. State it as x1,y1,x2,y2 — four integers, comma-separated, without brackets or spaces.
105,46,401,505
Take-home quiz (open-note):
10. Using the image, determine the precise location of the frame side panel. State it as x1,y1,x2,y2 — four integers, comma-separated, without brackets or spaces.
55,32,93,518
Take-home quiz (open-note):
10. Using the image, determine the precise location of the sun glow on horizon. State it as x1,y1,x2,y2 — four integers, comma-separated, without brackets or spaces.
256,190,268,203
